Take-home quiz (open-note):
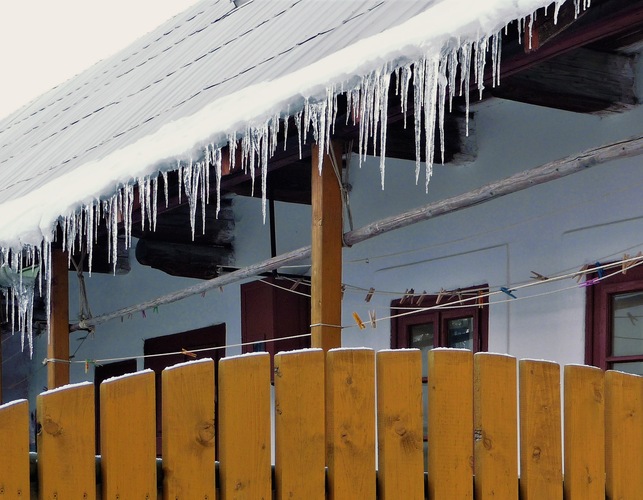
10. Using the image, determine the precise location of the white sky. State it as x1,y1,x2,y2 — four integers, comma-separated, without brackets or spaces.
0,0,199,120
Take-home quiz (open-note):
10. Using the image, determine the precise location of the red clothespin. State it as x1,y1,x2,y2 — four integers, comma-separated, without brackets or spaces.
365,287,375,303
352,311,366,330
368,310,377,329
85,360,90,374
181,348,197,359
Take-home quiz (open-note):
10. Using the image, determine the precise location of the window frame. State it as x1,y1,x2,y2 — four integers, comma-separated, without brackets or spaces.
586,263,643,370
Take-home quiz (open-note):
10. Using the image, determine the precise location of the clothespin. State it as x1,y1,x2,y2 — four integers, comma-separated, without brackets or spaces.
201,291,207,298
127,313,132,320
436,288,447,304
85,360,90,374
141,310,147,318
530,271,548,281
622,252,643,274
181,348,197,359
500,287,517,299
290,279,302,291
219,286,224,293
368,310,377,328
352,311,366,330
341,285,346,299
579,277,600,288
594,262,604,279
365,287,375,303
575,264,590,283
400,288,415,305
477,290,485,309
153,306,159,313
416,291,427,306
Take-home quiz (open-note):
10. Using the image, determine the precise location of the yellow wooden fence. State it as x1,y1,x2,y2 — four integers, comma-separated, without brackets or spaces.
0,349,642,499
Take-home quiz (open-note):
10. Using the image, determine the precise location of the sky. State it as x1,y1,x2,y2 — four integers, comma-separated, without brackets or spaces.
0,0,199,120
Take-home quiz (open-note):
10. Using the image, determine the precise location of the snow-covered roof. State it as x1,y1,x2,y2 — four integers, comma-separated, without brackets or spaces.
0,0,573,251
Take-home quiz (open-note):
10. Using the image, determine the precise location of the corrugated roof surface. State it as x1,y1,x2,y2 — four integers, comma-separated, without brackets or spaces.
0,0,432,203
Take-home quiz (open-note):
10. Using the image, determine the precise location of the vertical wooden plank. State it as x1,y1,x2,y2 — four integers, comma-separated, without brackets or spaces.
377,349,424,500
519,360,562,500
48,248,70,389
0,400,29,498
162,359,216,500
37,382,96,499
605,370,643,499
563,365,605,500
310,141,343,351
100,370,156,499
473,353,518,499
326,348,376,499
218,353,271,500
274,349,325,500
427,349,474,500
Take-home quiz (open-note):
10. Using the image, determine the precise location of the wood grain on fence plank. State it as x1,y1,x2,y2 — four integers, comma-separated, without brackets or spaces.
326,348,376,499
428,349,474,500
605,370,643,499
162,359,216,500
519,360,562,500
473,353,518,499
100,370,157,499
376,349,424,500
0,400,29,499
218,353,271,500
563,365,605,500
274,349,325,500
37,382,96,499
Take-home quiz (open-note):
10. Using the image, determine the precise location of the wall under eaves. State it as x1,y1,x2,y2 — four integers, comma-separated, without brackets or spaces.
15,52,643,428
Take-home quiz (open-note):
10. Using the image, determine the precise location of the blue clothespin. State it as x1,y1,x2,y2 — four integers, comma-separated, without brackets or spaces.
595,262,604,279
500,287,517,299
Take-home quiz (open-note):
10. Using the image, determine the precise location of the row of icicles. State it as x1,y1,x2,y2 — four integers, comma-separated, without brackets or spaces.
1,1,591,356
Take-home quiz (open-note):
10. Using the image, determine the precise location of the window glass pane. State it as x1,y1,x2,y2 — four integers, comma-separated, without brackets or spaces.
611,361,643,376
447,317,473,349
410,323,434,378
612,292,643,357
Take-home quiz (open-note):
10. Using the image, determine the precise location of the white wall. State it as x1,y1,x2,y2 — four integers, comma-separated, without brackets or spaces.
25,53,643,407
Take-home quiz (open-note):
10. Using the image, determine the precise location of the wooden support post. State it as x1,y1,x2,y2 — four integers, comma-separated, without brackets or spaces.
48,249,70,389
0,331,3,404
311,142,343,351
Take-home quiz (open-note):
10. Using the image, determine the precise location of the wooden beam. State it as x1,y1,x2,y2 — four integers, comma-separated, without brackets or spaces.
311,142,343,351
493,48,637,114
71,135,643,331
48,249,70,389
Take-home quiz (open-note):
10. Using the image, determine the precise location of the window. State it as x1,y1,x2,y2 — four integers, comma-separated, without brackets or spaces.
586,263,643,374
241,277,311,376
391,287,489,353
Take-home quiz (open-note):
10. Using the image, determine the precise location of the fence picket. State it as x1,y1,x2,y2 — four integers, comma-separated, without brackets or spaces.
100,370,157,499
519,360,562,500
473,353,518,499
274,349,325,500
37,382,96,499
162,359,216,500
605,370,643,499
218,353,271,500
376,349,424,500
563,365,605,500
326,348,376,499
0,400,29,498
427,349,474,500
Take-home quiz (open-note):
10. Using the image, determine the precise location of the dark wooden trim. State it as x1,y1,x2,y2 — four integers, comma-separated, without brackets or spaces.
47,249,70,389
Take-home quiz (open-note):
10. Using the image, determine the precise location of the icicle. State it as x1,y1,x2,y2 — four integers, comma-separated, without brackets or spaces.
378,67,391,189
474,38,488,100
400,65,412,128
177,160,183,204
228,133,237,171
86,204,94,275
257,123,269,223
413,58,425,183
162,170,169,208
295,109,303,160
282,115,289,152
152,176,159,232
423,58,439,192
491,32,502,88
183,158,200,240
438,58,448,164
213,147,222,218
459,42,472,136
205,145,211,205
